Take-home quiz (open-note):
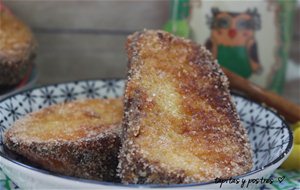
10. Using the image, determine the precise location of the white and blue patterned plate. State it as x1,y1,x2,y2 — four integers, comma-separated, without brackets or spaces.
0,79,293,189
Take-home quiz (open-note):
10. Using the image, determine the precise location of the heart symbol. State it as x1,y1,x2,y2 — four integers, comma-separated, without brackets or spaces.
278,176,285,183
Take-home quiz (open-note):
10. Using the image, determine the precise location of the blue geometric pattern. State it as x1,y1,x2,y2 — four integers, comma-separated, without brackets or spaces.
234,95,290,170
0,79,291,183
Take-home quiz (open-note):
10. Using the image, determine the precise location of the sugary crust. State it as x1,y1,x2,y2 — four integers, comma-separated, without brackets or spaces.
4,99,123,181
118,30,253,184
0,7,36,85
5,128,121,181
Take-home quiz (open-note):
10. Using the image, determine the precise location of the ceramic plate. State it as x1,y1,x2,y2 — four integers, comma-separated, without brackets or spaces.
0,79,293,189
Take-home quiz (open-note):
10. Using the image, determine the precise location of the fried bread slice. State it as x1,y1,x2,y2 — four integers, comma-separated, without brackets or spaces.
0,3,36,86
118,30,253,184
4,98,123,181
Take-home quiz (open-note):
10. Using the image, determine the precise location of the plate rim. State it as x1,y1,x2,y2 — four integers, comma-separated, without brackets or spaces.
0,79,294,188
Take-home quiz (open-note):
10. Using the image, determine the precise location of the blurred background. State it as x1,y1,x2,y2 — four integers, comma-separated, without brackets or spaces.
3,0,299,103
3,1,169,83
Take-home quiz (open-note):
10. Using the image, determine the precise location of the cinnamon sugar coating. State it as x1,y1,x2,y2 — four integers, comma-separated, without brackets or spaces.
118,30,253,184
0,7,36,85
4,98,123,181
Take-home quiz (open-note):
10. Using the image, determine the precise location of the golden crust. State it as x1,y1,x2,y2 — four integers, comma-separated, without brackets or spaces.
0,5,36,85
118,30,253,184
0,7,36,63
4,98,123,181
